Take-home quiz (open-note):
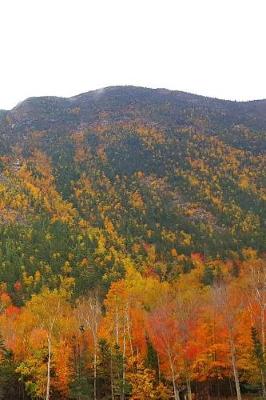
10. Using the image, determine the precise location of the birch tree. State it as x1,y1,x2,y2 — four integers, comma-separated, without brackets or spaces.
76,295,102,400
213,282,243,400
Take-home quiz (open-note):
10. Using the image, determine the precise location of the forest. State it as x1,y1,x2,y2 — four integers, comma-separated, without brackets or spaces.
0,86,265,399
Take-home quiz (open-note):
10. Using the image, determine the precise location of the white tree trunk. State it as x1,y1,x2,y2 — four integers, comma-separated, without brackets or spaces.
186,376,192,400
260,367,266,399
172,376,180,400
93,345,97,400
126,307,133,357
110,347,115,400
46,336,51,400
262,306,265,355
229,334,242,400
121,322,126,400
115,306,119,346
169,354,180,400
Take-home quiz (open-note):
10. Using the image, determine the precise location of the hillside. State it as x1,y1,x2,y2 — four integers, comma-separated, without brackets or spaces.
0,86,265,399
0,87,264,292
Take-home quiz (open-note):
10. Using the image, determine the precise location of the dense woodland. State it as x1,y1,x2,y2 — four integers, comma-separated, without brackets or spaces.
0,86,265,399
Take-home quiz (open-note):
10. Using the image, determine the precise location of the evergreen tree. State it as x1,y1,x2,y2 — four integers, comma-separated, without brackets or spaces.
0,335,22,400
251,326,266,399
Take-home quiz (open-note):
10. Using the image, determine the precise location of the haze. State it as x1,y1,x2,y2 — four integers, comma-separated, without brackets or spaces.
1,0,266,109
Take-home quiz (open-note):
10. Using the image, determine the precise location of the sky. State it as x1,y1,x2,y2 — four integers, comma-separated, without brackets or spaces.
0,0,266,109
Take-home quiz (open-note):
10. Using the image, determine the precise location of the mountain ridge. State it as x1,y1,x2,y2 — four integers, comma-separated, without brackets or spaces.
1,85,265,157
7,85,266,112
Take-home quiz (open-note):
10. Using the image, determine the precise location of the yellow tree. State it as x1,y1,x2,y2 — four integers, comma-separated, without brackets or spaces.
14,289,74,400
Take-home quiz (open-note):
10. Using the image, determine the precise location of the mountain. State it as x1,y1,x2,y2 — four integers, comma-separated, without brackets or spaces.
0,86,265,297
2,86,266,150
0,86,266,399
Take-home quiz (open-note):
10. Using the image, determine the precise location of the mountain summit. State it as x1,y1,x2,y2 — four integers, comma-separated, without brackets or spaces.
1,86,266,153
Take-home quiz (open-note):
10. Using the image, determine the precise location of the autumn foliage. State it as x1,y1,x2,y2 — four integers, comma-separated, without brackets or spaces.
0,87,265,398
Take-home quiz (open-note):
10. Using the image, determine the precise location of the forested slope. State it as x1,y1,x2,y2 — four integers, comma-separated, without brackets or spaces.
0,86,265,399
